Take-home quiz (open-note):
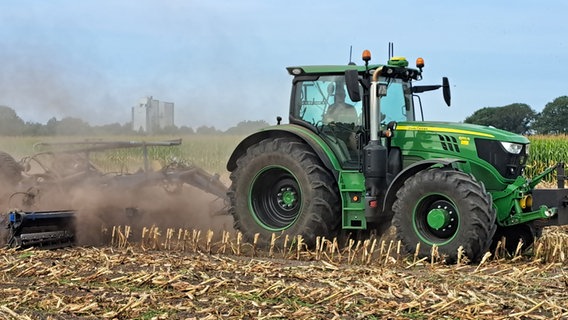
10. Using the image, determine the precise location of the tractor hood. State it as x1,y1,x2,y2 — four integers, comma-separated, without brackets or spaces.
395,121,529,144
393,121,530,184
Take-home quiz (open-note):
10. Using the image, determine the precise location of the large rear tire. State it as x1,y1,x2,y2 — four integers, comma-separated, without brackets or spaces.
392,168,496,263
228,137,340,247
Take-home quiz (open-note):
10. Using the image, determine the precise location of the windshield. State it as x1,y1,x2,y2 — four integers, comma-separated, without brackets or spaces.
379,78,415,124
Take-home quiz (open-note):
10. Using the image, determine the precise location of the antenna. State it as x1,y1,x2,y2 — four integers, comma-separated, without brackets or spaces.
388,42,394,59
348,45,355,65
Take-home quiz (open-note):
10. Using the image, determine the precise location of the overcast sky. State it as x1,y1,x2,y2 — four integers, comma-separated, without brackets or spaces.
0,1,566,130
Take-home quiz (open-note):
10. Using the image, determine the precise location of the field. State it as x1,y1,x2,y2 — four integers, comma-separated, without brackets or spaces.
1,233,567,319
0,134,567,319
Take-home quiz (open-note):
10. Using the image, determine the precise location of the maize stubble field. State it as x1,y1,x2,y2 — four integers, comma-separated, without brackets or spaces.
0,134,567,319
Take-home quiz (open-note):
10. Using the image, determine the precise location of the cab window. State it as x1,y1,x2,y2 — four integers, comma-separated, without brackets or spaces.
293,75,362,127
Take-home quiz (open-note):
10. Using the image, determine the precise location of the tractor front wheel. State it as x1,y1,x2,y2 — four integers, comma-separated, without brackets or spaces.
392,168,496,263
228,137,340,247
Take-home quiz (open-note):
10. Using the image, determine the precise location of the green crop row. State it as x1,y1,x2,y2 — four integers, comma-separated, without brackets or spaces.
526,135,568,181
80,135,244,175
0,135,244,177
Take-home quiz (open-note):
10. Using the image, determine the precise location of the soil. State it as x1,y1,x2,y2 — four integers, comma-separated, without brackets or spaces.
0,244,567,320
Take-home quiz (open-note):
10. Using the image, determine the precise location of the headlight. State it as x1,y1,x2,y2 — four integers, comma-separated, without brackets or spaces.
500,142,523,154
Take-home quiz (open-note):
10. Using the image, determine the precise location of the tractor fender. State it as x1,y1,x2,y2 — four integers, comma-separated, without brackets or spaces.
382,158,465,213
227,125,341,177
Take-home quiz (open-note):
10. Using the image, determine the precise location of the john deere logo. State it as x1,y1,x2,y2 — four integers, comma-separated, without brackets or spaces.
459,136,470,145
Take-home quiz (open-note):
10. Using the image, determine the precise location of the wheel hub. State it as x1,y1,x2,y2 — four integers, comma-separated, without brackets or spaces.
427,208,449,230
414,197,459,243
425,201,457,233
278,187,298,209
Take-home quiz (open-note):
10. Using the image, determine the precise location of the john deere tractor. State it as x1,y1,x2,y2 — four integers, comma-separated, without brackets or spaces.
227,49,568,262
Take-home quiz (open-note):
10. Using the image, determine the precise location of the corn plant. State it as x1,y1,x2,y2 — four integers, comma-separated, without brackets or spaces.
526,135,568,182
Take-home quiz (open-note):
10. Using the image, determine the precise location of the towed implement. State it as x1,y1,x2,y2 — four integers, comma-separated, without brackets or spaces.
227,48,568,262
0,139,228,249
6,210,76,249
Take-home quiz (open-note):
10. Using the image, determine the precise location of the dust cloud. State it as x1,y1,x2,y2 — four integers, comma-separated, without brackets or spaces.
69,183,234,246
0,153,235,247
0,47,140,131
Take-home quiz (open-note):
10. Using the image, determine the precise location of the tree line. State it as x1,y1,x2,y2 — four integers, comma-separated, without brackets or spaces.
0,105,269,136
463,96,568,135
1,95,566,137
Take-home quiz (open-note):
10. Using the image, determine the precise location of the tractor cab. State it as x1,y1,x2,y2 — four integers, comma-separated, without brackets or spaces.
287,58,422,169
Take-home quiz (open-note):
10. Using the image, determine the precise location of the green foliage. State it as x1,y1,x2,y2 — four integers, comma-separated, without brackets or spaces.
195,125,221,135
54,117,92,135
465,96,568,134
464,103,535,134
179,134,243,173
532,96,568,134
525,135,568,180
224,120,270,135
0,105,26,135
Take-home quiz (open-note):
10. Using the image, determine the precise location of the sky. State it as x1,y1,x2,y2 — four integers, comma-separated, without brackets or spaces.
0,1,567,130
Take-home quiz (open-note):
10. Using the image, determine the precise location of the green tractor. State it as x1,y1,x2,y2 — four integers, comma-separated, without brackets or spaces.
226,49,568,262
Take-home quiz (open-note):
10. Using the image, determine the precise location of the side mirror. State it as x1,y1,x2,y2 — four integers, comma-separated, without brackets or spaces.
442,77,451,107
344,70,361,102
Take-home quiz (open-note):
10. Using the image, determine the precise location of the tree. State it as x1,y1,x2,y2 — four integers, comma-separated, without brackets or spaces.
51,117,92,135
23,121,49,136
156,125,179,135
532,96,568,134
464,103,536,134
45,117,58,136
224,120,270,135
0,105,26,135
195,125,220,135
93,122,131,135
178,125,194,135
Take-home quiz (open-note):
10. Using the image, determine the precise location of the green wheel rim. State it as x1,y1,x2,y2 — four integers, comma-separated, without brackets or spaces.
412,193,460,246
248,166,303,231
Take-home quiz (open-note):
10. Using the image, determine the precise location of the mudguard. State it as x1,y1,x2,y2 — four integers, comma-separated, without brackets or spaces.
227,124,342,177
382,158,465,213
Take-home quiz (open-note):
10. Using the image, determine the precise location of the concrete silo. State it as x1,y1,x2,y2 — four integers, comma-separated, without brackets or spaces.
131,96,174,134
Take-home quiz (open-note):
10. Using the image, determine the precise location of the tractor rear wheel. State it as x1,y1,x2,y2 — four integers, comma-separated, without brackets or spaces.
228,137,340,247
392,168,496,263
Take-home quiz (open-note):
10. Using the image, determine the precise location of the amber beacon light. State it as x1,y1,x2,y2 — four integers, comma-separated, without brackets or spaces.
416,57,425,70
362,50,371,62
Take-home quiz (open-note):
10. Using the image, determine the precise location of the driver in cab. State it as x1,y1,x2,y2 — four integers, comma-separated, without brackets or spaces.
323,84,358,125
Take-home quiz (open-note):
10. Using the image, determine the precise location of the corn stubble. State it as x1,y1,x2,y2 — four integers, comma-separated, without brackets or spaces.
1,227,566,319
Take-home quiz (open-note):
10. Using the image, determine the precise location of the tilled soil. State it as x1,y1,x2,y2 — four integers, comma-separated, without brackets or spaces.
0,246,567,320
